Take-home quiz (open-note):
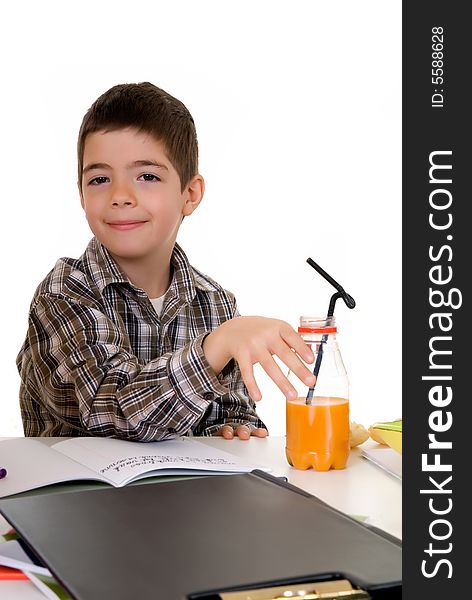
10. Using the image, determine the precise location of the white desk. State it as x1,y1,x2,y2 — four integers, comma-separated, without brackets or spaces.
0,436,401,599
198,437,402,540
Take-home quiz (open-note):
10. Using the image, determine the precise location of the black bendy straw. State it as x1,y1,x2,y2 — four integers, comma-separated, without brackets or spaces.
305,258,356,405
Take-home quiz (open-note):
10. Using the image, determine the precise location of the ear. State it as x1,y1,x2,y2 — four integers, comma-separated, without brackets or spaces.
77,180,85,210
182,174,205,216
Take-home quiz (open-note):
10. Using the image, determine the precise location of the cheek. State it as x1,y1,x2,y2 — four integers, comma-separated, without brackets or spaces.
152,199,182,224
81,197,99,215
82,204,103,230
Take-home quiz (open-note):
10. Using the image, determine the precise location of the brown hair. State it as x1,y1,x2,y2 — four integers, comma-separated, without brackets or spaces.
77,82,198,192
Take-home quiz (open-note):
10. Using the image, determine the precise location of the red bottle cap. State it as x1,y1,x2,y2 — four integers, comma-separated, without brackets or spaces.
298,326,337,334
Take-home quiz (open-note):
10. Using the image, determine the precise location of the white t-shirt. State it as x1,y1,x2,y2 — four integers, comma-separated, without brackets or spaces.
150,295,165,316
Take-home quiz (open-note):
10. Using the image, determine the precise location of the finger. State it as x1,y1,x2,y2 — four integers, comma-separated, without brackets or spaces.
275,343,316,388
238,361,262,401
235,425,251,440
258,353,298,400
280,324,315,363
218,425,235,439
253,427,268,438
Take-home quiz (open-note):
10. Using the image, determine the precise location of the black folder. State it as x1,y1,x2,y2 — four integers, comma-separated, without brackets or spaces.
0,470,401,599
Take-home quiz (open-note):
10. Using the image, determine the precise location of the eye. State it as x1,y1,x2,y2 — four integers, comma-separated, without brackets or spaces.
88,176,109,186
138,173,160,182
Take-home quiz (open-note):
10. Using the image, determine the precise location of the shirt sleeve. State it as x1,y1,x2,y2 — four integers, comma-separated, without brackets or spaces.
192,360,268,436
191,303,268,436
24,295,229,441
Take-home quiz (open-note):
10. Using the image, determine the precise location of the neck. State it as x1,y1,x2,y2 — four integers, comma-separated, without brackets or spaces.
111,249,173,298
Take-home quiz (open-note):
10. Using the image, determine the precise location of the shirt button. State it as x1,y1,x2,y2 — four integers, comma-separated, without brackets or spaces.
203,392,214,401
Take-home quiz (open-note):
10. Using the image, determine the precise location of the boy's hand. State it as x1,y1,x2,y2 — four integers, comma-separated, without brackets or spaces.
216,424,268,440
203,316,316,401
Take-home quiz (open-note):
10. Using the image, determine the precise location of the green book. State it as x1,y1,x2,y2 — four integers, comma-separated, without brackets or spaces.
372,419,402,433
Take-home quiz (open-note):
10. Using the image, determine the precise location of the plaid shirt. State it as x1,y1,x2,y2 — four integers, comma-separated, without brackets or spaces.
16,238,266,440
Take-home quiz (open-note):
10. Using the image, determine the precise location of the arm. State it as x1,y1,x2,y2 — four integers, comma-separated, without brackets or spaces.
192,359,267,438
21,295,228,441
200,315,317,440
203,316,316,402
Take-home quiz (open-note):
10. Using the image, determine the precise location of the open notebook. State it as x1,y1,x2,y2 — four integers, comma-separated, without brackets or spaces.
0,436,271,498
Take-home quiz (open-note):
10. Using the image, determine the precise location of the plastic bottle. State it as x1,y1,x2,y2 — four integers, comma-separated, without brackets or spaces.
285,316,350,471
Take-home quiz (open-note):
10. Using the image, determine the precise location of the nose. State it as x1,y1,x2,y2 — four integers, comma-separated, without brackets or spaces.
110,180,137,207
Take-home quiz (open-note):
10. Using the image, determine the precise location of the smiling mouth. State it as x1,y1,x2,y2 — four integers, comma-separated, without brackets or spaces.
107,221,146,231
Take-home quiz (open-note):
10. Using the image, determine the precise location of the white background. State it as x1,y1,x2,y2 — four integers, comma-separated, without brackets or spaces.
0,0,401,437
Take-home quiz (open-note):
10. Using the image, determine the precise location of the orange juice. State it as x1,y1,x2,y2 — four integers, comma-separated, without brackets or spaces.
286,396,350,471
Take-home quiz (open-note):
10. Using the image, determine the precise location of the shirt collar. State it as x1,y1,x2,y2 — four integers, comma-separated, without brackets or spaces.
83,238,130,293
82,237,197,304
167,242,196,304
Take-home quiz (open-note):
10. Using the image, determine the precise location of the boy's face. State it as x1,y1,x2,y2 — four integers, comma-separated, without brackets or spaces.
79,128,203,267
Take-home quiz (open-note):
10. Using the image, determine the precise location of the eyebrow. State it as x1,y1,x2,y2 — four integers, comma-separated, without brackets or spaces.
82,160,169,175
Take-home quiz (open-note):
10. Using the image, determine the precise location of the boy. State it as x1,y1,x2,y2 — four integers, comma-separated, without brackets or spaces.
16,82,315,442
